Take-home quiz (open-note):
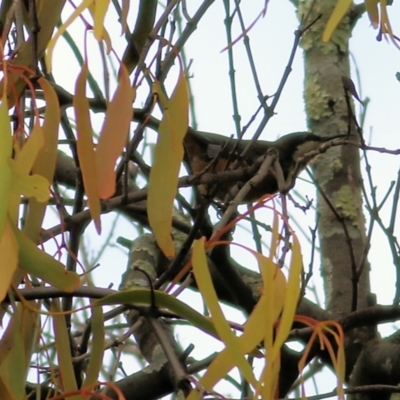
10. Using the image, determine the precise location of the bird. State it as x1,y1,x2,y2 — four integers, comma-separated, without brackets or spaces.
183,130,346,203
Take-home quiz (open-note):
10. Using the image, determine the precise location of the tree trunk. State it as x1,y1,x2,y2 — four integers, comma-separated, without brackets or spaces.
297,0,376,378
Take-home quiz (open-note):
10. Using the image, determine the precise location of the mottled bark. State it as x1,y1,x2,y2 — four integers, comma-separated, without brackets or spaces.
298,0,376,380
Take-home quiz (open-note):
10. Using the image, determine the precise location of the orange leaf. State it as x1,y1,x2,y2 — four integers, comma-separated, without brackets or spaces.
73,63,102,234
95,63,135,199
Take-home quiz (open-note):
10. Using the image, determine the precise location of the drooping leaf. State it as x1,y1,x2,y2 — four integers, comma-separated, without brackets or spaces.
15,122,44,174
272,234,302,357
0,0,66,106
46,0,93,72
0,306,18,368
7,123,49,226
88,2,113,53
365,0,379,28
74,63,102,233
24,78,60,242
192,238,257,390
196,240,286,398
51,300,80,400
14,227,80,292
94,289,218,338
0,219,18,302
322,0,352,42
148,73,189,258
8,160,50,203
92,0,110,41
82,302,104,388
0,92,12,238
0,305,27,399
0,375,16,400
95,63,134,200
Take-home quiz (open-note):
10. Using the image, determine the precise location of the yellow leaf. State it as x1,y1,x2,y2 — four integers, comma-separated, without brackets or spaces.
8,122,49,225
365,0,379,28
0,375,16,400
8,160,50,203
74,63,102,234
83,302,104,388
322,0,352,42
0,307,18,368
272,235,302,360
15,122,44,174
46,0,94,72
51,300,80,400
192,239,257,390
198,241,286,394
88,2,113,52
24,78,60,242
93,0,110,42
96,63,134,200
148,74,189,258
0,306,25,399
0,219,18,302
95,289,218,338
14,227,80,292
0,94,12,238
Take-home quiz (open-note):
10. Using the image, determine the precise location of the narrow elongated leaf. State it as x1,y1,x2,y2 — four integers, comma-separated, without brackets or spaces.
322,0,352,42
14,227,80,291
15,123,44,174
148,74,189,257
83,302,104,388
74,63,102,233
51,300,80,400
8,160,49,202
0,219,18,301
8,121,46,225
197,241,286,395
0,93,12,238
0,302,19,369
192,239,257,388
365,0,379,28
272,234,302,358
24,78,60,242
95,289,218,338
46,0,93,72
96,64,134,199
0,306,26,399
0,0,66,105
0,375,16,400
93,0,110,41
88,2,113,52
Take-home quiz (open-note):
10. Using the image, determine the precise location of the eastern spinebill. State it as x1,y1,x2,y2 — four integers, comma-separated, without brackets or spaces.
183,130,346,203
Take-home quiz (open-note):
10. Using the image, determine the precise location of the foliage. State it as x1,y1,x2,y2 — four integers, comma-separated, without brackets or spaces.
0,1,400,400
